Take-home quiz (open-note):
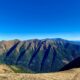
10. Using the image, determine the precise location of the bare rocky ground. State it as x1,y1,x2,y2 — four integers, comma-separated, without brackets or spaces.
0,64,80,80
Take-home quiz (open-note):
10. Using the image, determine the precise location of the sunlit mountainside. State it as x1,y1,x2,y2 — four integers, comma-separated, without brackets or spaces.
0,38,80,73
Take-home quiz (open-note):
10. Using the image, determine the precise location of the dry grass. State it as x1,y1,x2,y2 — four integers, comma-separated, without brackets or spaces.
0,64,14,73
0,64,80,80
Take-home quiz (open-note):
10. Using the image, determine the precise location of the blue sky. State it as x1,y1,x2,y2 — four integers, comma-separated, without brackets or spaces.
0,0,80,40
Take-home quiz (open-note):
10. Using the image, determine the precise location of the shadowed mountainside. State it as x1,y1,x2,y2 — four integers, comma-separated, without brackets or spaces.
60,57,80,71
0,38,80,73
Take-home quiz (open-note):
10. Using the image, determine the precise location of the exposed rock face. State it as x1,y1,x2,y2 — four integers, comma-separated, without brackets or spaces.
0,39,80,73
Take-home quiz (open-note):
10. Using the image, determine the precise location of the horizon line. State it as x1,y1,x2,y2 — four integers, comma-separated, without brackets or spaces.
0,38,80,41
0,34,80,41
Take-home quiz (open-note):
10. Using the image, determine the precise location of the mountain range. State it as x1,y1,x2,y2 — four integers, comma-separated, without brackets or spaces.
0,38,80,73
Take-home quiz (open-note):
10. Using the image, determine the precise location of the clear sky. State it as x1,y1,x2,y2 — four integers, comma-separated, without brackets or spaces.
0,0,80,40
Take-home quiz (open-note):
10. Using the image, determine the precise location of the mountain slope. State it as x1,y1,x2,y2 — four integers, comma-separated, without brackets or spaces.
0,39,80,73
0,68,80,80
0,64,32,73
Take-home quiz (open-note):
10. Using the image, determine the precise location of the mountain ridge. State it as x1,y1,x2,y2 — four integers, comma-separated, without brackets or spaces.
0,38,80,73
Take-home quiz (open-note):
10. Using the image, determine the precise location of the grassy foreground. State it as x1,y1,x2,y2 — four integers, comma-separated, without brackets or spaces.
0,64,80,80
